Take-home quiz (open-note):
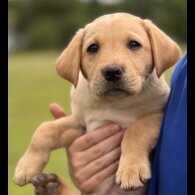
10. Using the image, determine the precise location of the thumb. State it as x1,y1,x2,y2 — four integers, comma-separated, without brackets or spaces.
49,103,67,119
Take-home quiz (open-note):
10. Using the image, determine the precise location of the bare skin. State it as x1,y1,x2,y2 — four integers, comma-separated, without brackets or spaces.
49,103,124,193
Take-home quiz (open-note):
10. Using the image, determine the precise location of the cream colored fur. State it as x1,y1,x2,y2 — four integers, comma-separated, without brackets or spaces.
13,13,180,195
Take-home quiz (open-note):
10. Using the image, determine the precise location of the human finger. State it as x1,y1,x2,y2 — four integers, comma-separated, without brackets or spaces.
69,124,122,151
82,131,124,164
79,161,119,193
75,147,121,181
49,103,67,119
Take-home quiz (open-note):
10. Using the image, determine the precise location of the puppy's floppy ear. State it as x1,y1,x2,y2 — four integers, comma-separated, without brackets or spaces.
142,19,181,77
56,29,84,87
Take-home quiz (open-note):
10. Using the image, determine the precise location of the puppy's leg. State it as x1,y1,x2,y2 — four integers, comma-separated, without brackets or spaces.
13,116,84,186
31,173,77,195
116,112,163,191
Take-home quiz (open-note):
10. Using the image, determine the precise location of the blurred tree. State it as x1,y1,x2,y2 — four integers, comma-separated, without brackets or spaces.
8,0,186,51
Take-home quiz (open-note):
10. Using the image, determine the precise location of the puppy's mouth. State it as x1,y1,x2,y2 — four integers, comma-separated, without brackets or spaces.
104,87,130,97
90,74,141,98
95,81,136,97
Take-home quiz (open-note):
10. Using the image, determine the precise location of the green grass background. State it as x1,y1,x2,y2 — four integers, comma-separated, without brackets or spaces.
8,50,180,195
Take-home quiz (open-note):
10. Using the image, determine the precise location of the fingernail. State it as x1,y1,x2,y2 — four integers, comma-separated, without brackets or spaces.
112,124,121,131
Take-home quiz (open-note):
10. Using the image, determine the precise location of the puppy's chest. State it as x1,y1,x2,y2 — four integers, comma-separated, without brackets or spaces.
85,107,137,132
71,98,147,132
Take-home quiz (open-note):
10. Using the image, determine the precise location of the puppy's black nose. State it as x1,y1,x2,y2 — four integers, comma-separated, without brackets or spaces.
102,65,124,82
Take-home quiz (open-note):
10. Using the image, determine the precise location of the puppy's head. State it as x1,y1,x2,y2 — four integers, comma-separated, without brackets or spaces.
56,13,180,98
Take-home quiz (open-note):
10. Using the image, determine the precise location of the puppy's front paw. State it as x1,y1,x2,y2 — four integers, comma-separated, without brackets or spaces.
116,157,151,191
13,153,48,186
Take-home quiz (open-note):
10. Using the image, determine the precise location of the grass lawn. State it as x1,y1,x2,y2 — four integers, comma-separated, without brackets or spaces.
8,50,177,195
8,50,78,195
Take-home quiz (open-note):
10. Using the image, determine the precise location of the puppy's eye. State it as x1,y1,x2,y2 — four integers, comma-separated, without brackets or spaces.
128,41,142,50
87,44,99,53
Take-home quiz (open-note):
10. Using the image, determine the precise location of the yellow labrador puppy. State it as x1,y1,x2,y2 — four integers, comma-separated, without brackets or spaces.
13,13,180,195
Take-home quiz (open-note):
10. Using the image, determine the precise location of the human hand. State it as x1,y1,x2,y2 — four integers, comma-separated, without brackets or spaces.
49,103,124,193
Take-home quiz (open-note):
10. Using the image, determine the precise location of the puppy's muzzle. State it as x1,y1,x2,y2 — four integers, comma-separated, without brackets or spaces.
101,65,124,82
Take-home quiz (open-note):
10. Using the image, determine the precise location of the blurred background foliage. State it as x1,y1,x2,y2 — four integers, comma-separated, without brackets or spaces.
8,1,186,195
8,0,186,52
